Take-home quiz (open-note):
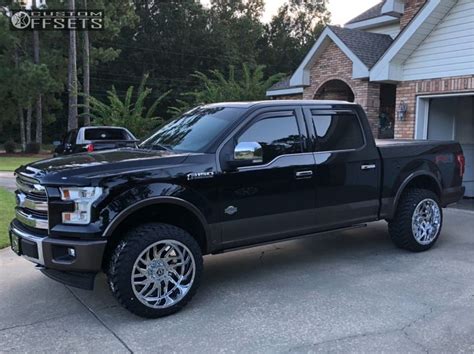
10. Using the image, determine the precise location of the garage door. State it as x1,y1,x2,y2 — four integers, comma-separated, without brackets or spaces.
427,96,474,197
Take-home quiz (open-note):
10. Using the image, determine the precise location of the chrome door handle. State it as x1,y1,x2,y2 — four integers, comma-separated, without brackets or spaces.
295,170,313,178
361,164,376,170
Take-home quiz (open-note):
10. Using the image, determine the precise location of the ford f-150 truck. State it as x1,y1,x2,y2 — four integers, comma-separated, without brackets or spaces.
10,100,465,318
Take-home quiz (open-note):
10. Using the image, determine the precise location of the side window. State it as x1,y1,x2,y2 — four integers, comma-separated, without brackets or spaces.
238,114,302,163
311,113,364,152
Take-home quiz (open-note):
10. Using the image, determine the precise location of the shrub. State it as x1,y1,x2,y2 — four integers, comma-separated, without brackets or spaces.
4,140,16,153
25,142,41,154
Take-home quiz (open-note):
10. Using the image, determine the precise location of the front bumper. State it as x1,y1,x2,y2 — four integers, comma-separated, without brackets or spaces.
9,220,107,289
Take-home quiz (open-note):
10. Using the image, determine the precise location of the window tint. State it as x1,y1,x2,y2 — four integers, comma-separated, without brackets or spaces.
84,128,130,141
140,107,243,152
238,114,302,163
311,114,364,151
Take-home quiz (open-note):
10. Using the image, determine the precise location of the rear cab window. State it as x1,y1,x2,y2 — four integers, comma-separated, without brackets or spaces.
84,128,132,141
310,110,365,152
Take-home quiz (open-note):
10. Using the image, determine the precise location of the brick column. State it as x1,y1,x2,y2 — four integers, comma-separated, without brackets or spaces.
354,81,381,138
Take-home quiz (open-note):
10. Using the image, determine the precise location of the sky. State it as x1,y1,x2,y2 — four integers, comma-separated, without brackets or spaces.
200,0,382,26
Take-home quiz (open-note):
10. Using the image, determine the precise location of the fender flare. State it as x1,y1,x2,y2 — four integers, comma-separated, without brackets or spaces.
390,171,442,218
103,196,211,241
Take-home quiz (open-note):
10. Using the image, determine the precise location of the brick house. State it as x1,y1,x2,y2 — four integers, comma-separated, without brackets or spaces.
266,0,474,197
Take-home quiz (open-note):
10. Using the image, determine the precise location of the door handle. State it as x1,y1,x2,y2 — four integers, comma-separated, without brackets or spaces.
295,170,313,179
361,164,376,170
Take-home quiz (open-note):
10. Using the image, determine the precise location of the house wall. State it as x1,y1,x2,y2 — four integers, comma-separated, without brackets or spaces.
366,23,401,38
400,0,427,30
302,41,381,137
273,94,303,100
403,0,474,81
395,75,474,138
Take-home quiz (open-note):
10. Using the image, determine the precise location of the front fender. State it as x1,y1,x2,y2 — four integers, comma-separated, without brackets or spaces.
97,182,212,239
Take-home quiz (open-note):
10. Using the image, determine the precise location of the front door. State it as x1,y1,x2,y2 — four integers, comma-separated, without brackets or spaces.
219,108,317,248
303,107,381,230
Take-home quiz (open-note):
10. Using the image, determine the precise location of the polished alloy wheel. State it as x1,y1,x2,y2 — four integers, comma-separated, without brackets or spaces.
131,240,196,309
411,198,441,245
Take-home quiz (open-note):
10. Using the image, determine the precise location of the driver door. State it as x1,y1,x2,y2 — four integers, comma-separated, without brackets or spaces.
218,108,317,248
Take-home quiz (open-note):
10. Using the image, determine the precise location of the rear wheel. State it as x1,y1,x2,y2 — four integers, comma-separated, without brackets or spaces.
108,223,203,318
388,188,443,252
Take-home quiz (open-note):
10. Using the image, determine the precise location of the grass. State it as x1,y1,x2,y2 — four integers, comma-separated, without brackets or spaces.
0,188,15,249
0,155,49,172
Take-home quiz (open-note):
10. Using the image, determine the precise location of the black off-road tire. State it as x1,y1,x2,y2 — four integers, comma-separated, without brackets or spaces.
107,223,203,318
388,188,443,252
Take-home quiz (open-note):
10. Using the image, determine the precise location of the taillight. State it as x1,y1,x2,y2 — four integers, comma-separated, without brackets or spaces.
86,144,94,153
456,153,465,177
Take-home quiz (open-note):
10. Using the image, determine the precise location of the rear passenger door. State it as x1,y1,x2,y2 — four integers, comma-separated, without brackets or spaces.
303,107,380,230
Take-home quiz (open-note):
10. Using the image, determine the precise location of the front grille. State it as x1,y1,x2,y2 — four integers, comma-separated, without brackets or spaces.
15,174,48,230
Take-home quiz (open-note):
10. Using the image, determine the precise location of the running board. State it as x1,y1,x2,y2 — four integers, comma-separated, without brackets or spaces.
214,224,367,254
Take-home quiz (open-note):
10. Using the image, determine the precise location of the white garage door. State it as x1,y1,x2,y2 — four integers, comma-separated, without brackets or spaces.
426,96,474,197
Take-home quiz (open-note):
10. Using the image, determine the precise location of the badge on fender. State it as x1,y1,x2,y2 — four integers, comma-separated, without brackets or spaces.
187,171,215,180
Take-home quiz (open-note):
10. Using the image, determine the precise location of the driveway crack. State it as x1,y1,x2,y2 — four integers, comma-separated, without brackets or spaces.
65,286,133,353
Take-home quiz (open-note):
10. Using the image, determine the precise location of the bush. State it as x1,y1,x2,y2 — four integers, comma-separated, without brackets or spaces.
4,140,16,153
25,142,41,154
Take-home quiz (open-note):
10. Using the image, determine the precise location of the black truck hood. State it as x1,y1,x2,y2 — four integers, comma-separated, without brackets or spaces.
16,148,191,186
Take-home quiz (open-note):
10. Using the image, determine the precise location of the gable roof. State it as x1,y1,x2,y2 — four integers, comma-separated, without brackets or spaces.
328,26,393,69
347,2,386,24
370,0,457,82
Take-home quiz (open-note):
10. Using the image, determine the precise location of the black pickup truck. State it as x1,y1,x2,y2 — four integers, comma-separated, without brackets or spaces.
10,100,465,318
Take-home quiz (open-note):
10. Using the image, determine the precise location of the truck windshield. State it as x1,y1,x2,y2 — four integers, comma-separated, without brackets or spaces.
140,107,243,152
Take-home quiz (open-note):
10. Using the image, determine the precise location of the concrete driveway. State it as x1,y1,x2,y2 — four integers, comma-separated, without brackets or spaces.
1,209,473,353
0,172,15,192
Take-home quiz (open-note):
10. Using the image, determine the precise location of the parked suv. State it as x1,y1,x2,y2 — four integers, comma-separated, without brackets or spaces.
54,126,138,155
10,101,465,318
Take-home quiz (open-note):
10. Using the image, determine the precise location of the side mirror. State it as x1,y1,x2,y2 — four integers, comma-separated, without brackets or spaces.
231,141,263,167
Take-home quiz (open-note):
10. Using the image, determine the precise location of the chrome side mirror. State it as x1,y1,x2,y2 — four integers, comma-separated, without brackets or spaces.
234,142,263,164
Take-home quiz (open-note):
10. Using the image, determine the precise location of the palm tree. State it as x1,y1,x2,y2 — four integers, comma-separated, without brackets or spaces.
84,75,170,138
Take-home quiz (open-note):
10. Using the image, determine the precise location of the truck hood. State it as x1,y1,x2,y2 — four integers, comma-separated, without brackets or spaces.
16,148,191,186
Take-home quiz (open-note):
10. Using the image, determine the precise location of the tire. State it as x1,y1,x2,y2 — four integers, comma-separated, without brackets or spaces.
107,223,203,318
388,188,443,252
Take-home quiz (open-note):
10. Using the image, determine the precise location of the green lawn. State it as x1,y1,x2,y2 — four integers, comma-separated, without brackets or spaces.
0,155,48,171
0,188,15,249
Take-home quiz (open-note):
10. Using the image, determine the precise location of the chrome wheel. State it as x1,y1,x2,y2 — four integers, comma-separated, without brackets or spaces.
411,198,441,245
131,240,196,309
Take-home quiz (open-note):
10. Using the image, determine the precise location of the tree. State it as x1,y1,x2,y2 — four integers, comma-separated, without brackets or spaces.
67,0,78,131
82,0,90,126
260,0,330,75
169,63,284,116
85,75,170,138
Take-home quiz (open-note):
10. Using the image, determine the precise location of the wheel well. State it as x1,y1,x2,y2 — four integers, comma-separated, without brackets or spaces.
103,203,208,269
403,175,441,197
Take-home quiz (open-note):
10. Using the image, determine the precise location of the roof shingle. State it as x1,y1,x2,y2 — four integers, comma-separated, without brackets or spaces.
346,1,386,24
328,25,393,68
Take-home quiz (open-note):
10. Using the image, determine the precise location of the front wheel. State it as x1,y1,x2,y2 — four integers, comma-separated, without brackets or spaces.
107,223,203,318
388,188,443,252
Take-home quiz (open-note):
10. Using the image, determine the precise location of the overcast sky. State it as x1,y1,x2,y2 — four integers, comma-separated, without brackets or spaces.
200,0,381,26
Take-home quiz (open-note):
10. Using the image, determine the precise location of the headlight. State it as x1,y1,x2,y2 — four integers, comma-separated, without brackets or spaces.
60,187,102,225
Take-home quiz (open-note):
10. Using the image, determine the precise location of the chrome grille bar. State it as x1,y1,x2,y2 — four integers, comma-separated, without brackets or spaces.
16,209,48,230
16,192,48,212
